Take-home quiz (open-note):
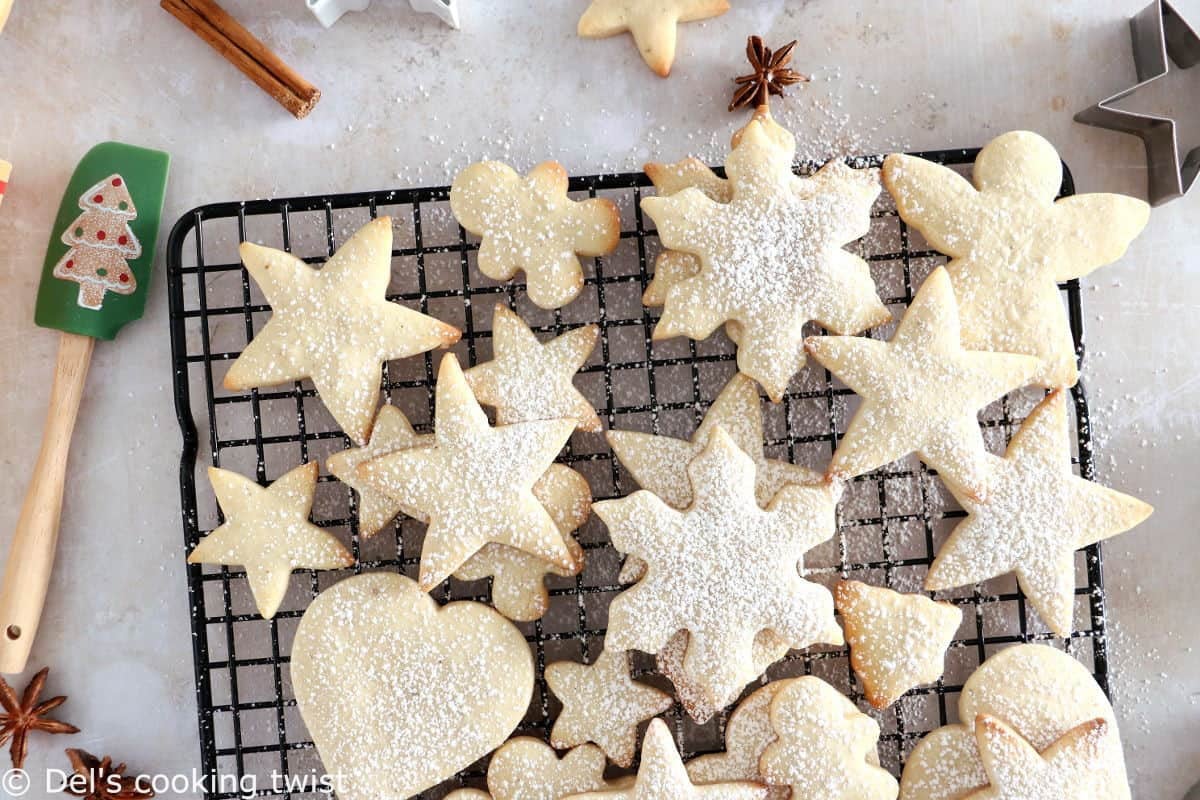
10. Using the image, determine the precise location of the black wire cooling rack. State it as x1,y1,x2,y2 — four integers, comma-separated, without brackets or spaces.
166,151,1107,799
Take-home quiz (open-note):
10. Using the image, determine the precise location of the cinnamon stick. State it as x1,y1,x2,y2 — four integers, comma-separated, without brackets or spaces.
161,0,321,119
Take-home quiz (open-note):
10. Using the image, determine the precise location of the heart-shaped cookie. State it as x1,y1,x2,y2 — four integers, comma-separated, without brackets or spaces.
291,572,534,800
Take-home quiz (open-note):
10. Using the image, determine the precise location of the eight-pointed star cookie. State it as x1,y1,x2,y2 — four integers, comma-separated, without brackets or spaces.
577,0,731,77
545,648,674,768
563,717,768,800
806,266,1040,500
961,716,1125,800
925,390,1152,636
883,130,1150,388
760,677,898,800
187,463,354,619
224,217,461,444
835,580,962,709
642,109,890,401
450,161,620,309
357,354,578,591
593,427,843,708
465,305,601,432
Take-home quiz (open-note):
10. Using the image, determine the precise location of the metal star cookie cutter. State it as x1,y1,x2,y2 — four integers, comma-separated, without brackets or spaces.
1075,0,1200,205
306,0,460,30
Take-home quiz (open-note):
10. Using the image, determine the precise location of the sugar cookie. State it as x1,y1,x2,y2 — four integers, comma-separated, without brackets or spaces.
357,354,578,591
577,0,731,77
925,391,1152,636
465,305,601,432
759,676,898,800
882,131,1149,388
224,217,460,443
899,644,1127,800
545,648,674,768
642,158,729,310
487,739,626,799
563,717,767,799
446,791,492,800
685,680,793,799
642,109,889,401
290,573,534,800
806,266,1040,500
835,580,961,709
186,463,353,619
655,629,787,723
593,428,842,711
450,161,620,309
962,716,1124,800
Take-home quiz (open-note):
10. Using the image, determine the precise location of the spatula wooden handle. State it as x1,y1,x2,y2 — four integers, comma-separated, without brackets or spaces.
0,332,93,674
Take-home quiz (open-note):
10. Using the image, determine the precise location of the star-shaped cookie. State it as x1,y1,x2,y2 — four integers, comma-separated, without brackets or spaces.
187,463,353,619
577,0,731,77
450,161,620,309
806,266,1040,500
357,354,578,591
835,580,962,709
465,305,601,432
563,718,768,800
883,131,1150,388
961,716,1124,800
925,390,1152,636
224,217,460,444
641,109,890,401
545,648,674,768
760,677,898,800
594,427,843,707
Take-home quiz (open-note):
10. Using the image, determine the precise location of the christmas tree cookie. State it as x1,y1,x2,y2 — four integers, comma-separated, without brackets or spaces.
883,131,1150,387
641,108,889,401
357,354,577,591
186,463,353,619
224,217,461,444
51,175,141,310
806,267,1040,500
926,391,1152,636
593,428,842,711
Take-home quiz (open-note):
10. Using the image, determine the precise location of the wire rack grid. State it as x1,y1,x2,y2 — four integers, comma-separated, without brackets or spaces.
166,150,1107,799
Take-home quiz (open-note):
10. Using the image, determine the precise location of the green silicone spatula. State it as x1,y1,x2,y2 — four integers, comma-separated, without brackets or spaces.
0,142,169,674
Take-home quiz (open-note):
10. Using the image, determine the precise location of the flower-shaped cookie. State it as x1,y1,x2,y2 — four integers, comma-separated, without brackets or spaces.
593,427,842,709
450,161,620,309
925,390,1152,636
883,131,1150,388
577,0,731,77
642,109,889,400
898,644,1128,800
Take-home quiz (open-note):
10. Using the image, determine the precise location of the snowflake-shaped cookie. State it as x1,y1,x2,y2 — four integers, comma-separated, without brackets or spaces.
450,161,620,309
641,109,889,400
593,427,842,706
883,131,1150,388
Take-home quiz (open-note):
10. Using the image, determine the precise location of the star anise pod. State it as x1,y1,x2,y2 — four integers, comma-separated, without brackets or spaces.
0,667,79,769
63,749,155,800
730,35,810,112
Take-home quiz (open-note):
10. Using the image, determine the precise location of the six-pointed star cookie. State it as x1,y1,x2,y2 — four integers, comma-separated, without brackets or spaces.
545,649,674,768
835,580,962,709
465,305,601,432
577,0,731,77
357,354,578,591
806,266,1040,500
642,109,890,401
594,427,843,707
883,131,1149,388
961,716,1124,800
224,217,461,444
450,161,620,309
563,718,767,800
925,390,1153,636
187,463,353,619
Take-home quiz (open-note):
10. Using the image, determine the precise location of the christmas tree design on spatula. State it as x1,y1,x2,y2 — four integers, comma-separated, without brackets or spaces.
51,174,141,310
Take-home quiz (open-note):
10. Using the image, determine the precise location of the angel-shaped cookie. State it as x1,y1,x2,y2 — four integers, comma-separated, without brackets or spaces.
593,427,842,710
883,131,1150,388
450,161,620,309
642,109,889,401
